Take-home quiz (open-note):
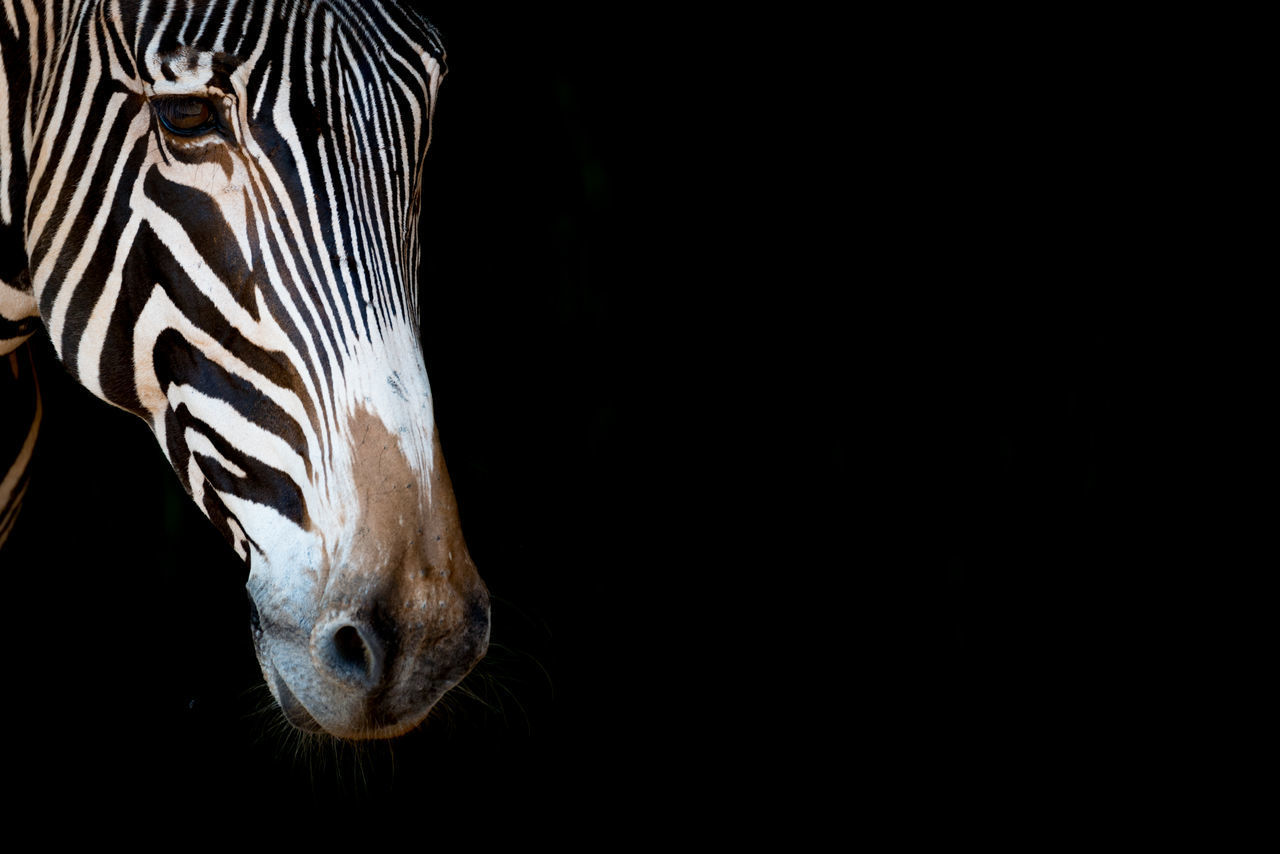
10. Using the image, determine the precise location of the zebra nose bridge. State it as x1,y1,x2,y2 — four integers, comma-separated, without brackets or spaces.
340,405,462,571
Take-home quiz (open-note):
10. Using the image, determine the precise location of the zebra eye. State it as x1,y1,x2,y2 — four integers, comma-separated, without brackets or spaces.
154,96,219,136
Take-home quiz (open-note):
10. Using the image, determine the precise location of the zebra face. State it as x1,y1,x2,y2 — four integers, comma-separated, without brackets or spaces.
23,1,488,738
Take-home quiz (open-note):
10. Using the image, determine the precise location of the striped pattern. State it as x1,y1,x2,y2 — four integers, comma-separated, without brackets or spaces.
2,0,444,557
0,1,490,739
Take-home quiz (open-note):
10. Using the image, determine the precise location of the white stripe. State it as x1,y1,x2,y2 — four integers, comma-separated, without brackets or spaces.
0,41,11,225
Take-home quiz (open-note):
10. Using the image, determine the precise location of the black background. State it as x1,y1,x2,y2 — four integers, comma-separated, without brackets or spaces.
2,3,1153,827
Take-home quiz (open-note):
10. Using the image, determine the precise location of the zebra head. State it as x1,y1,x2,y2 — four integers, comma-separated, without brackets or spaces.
17,0,488,738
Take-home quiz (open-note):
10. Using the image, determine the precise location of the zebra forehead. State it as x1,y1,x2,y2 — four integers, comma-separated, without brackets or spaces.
109,0,446,63
146,47,243,90
109,0,447,118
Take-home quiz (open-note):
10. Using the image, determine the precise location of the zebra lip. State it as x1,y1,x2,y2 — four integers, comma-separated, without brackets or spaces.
269,667,325,734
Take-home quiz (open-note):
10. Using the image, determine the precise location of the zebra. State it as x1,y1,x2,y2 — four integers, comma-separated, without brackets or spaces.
0,0,490,740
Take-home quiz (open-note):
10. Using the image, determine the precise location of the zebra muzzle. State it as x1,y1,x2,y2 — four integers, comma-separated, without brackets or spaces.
250,573,490,740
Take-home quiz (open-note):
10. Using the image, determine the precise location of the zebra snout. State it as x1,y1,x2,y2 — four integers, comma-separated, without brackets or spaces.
311,615,387,690
248,569,490,739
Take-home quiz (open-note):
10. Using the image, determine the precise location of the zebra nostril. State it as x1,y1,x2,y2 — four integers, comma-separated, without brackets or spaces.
333,625,366,669
313,618,385,689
